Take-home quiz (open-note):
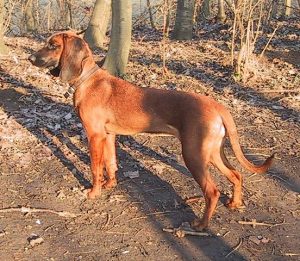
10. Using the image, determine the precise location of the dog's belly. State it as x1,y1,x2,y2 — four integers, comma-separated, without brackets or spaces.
144,124,179,137
104,120,179,137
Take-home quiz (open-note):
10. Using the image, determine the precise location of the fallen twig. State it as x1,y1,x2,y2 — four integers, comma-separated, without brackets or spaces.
222,231,230,238
238,220,273,227
163,228,210,237
102,213,111,229
238,219,286,228
105,231,128,235
225,238,243,258
185,196,202,203
0,206,77,218
259,89,300,93
129,210,179,221
260,25,279,58
283,253,300,257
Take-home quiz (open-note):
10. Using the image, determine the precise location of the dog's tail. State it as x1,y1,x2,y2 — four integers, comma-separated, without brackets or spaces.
218,104,275,174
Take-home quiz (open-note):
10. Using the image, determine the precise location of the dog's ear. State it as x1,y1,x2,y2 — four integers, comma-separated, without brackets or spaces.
59,34,88,82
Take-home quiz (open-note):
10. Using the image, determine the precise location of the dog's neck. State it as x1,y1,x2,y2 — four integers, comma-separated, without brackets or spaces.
71,64,99,89
64,63,99,98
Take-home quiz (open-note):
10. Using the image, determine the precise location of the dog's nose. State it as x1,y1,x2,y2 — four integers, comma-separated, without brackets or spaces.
28,54,36,64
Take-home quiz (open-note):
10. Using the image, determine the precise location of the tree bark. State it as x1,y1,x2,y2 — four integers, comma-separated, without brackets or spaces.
25,0,36,32
217,0,226,22
65,0,74,28
0,0,8,54
147,0,156,29
271,0,279,18
103,0,132,77
56,0,73,29
199,0,210,20
84,0,111,49
173,0,195,40
285,0,292,16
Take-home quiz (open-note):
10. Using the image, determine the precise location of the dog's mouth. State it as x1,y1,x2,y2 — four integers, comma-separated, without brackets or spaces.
49,66,60,77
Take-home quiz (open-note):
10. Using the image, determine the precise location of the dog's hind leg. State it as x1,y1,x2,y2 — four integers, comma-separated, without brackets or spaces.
181,134,220,230
212,139,243,209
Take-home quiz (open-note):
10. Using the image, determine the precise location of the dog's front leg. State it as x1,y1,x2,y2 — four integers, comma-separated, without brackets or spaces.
88,133,106,199
102,133,118,189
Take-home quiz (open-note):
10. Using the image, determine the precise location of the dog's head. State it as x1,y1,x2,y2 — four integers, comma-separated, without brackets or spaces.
28,31,91,82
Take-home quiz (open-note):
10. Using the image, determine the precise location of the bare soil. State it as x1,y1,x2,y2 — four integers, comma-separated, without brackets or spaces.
0,20,299,261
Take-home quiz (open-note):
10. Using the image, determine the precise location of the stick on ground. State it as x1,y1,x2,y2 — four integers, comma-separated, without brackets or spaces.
0,206,77,218
225,238,243,258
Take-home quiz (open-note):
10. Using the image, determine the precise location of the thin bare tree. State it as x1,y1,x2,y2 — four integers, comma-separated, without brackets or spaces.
56,0,73,29
24,0,36,32
173,0,195,40
84,0,111,49
285,0,292,16
200,0,210,20
147,0,157,29
103,0,132,76
0,0,8,54
217,0,226,22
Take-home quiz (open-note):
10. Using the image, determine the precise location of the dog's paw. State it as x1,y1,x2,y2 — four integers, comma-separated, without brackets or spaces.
85,188,101,199
102,178,117,189
226,199,243,209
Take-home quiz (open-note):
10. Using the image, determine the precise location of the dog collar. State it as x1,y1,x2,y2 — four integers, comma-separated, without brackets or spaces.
64,65,99,99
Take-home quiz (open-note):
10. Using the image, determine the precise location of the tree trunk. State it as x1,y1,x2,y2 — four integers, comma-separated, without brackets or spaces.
147,0,156,29
56,0,73,28
271,0,279,18
199,0,210,20
84,0,111,49
285,0,292,16
103,0,132,77
65,0,74,28
25,0,36,32
217,0,226,22
173,0,195,40
0,0,8,54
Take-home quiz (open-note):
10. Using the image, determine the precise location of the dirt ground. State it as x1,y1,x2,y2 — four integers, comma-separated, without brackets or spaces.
0,20,299,261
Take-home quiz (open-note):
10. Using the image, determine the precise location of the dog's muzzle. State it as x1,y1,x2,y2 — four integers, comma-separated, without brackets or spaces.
28,54,36,64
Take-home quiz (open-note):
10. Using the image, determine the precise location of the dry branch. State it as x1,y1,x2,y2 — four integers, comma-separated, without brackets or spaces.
225,238,243,258
238,218,287,228
0,206,77,218
260,25,279,58
163,228,210,237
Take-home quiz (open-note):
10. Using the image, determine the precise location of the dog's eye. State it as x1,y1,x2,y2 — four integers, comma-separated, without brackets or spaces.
48,44,57,50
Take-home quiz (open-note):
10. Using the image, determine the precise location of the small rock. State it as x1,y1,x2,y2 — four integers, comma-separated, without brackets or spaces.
0,231,7,237
54,124,61,130
152,164,165,174
28,235,44,247
56,190,66,199
272,105,284,110
150,74,157,80
64,113,72,120
123,171,139,179
249,235,261,245
254,118,264,124
261,237,270,244
288,69,296,75
71,187,79,192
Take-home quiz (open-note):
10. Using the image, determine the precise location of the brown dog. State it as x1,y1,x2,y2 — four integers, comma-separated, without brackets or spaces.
28,31,274,230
